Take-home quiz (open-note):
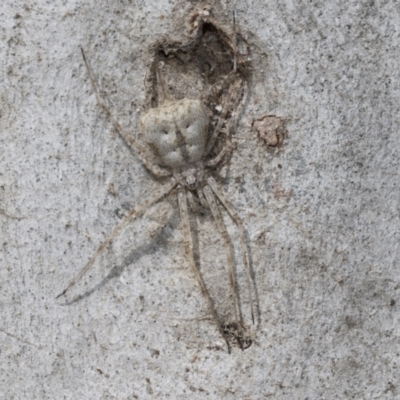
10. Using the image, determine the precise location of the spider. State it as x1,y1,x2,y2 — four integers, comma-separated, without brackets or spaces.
58,13,254,352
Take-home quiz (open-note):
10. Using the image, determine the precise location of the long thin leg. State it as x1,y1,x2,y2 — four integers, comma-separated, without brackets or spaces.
57,180,176,298
178,189,231,353
204,75,243,157
205,77,237,157
201,185,241,330
206,177,254,324
232,10,237,73
186,190,201,213
155,66,171,103
204,10,243,157
81,48,171,177
197,187,208,209
205,140,231,167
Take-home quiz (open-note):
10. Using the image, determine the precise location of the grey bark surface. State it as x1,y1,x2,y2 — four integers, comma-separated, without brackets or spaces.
1,0,400,398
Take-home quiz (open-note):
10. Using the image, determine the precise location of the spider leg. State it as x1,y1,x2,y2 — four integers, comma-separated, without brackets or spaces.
155,65,171,103
177,189,231,353
186,190,202,213
204,11,243,158
204,74,243,156
201,185,242,332
57,180,176,299
232,10,237,73
81,48,171,178
197,188,208,209
206,176,254,324
204,80,236,157
205,139,231,168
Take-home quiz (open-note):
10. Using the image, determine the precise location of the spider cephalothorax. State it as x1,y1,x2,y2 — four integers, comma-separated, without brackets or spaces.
173,163,205,191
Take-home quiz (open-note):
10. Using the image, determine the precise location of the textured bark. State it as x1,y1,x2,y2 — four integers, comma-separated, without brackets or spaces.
1,1,400,398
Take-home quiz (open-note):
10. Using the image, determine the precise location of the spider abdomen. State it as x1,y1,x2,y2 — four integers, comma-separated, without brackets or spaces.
141,98,209,168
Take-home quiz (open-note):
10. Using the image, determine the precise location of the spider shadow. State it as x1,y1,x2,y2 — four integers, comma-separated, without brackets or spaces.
60,204,180,306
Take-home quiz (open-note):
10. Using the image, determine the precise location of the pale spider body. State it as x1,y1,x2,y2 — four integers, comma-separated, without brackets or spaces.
58,15,254,352
141,98,208,190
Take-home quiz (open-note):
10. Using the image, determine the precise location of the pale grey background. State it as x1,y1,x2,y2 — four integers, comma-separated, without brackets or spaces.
1,0,400,398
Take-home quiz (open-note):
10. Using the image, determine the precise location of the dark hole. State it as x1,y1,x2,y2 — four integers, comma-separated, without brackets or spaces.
202,22,218,35
157,49,170,59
